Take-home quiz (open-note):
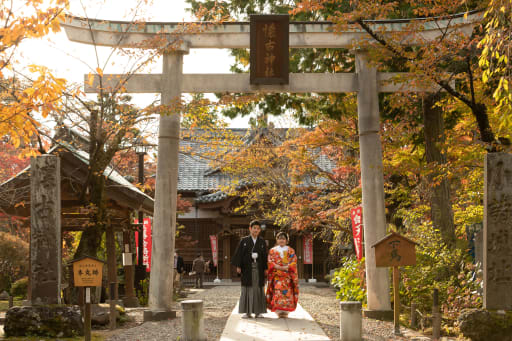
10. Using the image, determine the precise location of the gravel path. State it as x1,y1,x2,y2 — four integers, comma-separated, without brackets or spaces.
103,284,435,341
105,286,239,341
300,285,407,341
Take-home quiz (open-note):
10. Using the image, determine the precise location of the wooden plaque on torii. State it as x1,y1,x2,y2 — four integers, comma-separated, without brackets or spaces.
250,14,289,85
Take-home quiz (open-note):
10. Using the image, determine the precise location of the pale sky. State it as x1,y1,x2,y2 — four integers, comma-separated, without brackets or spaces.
16,0,265,128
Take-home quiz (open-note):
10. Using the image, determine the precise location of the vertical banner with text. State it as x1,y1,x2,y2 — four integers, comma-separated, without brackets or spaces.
350,206,363,260
303,234,313,265
135,217,152,272
209,235,218,267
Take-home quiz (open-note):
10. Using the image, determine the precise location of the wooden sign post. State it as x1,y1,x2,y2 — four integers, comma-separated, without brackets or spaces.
70,256,105,341
372,233,417,336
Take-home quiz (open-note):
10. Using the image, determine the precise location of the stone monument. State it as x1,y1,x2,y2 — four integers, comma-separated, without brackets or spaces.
5,155,82,337
484,152,512,310
30,155,62,305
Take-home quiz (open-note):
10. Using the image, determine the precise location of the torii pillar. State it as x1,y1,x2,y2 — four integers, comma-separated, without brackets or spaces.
144,48,188,320
355,50,392,317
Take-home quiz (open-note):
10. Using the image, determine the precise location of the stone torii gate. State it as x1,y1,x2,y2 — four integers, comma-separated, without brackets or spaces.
62,13,478,320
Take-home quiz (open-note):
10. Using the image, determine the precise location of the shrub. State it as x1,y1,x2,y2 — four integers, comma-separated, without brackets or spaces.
11,276,28,298
330,256,366,305
0,231,29,292
400,221,482,327
137,277,149,306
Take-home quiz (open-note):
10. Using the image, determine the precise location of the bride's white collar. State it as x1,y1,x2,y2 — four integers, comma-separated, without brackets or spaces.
275,245,289,257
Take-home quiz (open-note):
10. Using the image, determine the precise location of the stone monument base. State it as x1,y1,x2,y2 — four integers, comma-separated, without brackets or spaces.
458,308,512,341
143,309,176,321
363,309,394,321
4,305,83,337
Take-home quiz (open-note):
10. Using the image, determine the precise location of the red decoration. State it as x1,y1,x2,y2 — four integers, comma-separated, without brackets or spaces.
209,235,218,267
303,234,313,264
350,206,363,260
135,217,152,272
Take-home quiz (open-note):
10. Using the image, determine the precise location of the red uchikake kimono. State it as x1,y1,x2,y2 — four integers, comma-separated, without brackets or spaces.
266,246,299,313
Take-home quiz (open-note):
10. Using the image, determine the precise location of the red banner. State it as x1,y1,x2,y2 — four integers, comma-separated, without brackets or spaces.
135,217,152,272
350,206,363,260
303,234,313,264
135,223,140,263
209,235,218,267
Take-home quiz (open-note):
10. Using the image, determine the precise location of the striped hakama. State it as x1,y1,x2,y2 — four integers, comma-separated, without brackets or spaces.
239,262,267,315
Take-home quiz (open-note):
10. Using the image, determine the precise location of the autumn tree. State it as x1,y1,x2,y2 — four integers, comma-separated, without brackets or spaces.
0,140,30,183
479,0,512,136
0,0,69,151
51,94,156,258
289,0,511,248
216,119,360,258
48,2,239,259
186,0,500,248
290,1,503,147
0,0,68,241
0,140,30,236
0,231,29,293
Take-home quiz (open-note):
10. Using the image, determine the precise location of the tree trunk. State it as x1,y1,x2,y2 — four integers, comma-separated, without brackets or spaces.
106,223,118,301
472,102,495,145
74,173,106,258
422,94,456,248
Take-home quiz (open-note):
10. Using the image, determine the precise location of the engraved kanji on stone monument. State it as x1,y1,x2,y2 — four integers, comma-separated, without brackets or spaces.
30,155,61,305
484,153,512,310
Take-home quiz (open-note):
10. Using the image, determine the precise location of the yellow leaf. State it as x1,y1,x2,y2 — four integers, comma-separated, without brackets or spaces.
25,87,36,96
482,71,488,83
96,67,103,77
13,136,20,148
88,73,94,86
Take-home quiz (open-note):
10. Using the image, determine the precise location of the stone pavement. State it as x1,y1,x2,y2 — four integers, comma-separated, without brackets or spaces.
220,302,330,341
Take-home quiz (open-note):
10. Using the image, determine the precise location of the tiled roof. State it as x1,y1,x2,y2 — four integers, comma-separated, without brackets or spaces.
178,129,248,192
0,141,154,213
179,146,229,191
65,142,153,203
179,128,337,203
195,191,228,203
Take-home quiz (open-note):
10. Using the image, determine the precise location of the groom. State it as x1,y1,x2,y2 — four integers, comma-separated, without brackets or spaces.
231,220,268,318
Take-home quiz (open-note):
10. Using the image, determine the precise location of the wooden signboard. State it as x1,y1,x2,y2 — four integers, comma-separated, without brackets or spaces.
71,256,104,287
250,14,289,85
372,233,417,336
69,256,105,341
373,232,417,267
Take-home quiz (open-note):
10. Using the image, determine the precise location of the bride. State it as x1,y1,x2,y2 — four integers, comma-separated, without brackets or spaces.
266,231,299,318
